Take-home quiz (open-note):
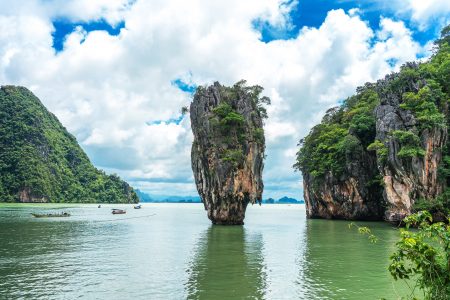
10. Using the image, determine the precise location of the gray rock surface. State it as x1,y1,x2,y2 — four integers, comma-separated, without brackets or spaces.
301,63,447,222
303,137,385,220
190,82,266,225
375,69,446,222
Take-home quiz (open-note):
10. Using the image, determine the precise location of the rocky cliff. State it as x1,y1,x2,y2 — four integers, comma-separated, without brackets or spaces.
297,86,386,220
0,86,138,203
295,28,450,221
374,64,447,221
302,146,384,220
190,81,268,225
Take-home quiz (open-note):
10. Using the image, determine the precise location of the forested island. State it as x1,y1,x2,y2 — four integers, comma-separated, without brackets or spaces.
294,25,450,222
0,86,138,203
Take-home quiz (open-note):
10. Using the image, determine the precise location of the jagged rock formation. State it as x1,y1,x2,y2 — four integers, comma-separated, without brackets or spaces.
295,28,449,221
0,86,138,203
375,66,447,221
302,147,384,220
298,86,386,220
190,81,268,225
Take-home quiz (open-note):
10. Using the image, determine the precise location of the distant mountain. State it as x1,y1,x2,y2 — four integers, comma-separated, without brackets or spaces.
263,198,275,204
135,189,153,202
0,86,138,203
161,196,201,203
278,196,304,204
136,190,201,203
262,197,304,204
136,189,304,205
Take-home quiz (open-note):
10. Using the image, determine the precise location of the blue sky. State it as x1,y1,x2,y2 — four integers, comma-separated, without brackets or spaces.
49,1,443,54
1,0,449,199
52,19,125,52
254,0,442,46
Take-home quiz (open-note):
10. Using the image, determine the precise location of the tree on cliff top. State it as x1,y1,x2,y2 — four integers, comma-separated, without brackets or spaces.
294,24,450,215
190,80,270,224
206,80,270,168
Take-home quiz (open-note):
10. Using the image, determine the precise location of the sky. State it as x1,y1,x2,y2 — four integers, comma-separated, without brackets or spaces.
0,0,449,199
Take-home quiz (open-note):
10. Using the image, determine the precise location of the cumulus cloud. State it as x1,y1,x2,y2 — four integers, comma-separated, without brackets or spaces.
408,0,450,29
0,0,437,199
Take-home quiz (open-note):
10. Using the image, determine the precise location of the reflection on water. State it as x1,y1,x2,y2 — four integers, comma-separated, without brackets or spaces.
0,204,415,299
0,208,131,299
185,226,266,300
300,219,410,300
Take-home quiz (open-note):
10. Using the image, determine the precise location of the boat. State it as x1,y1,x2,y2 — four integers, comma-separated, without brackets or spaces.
98,205,101,208
31,212,71,218
134,204,142,209
112,209,126,215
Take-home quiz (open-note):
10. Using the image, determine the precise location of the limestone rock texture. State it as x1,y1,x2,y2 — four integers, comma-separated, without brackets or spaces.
190,81,267,225
375,65,446,222
303,149,384,220
299,59,448,222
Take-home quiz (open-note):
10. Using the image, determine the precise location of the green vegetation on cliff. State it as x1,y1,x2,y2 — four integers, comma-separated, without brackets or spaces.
293,84,379,180
295,25,450,216
207,80,270,167
190,80,268,224
0,86,138,203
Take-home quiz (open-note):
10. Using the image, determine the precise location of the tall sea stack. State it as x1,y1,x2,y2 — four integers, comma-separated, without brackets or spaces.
190,81,269,225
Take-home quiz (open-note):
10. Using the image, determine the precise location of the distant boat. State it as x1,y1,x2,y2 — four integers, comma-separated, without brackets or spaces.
98,205,101,208
134,204,142,209
31,212,71,218
112,209,126,215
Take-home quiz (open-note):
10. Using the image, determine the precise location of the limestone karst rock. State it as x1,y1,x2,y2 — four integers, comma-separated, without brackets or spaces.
374,64,446,222
296,31,449,221
299,90,386,221
190,81,268,225
302,145,385,220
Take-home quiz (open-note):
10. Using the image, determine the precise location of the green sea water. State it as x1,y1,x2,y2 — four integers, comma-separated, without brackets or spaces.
0,203,415,299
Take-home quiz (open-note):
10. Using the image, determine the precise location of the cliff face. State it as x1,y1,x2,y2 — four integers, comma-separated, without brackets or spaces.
0,86,138,203
190,81,267,225
303,147,384,220
296,31,449,221
375,66,447,222
296,85,386,220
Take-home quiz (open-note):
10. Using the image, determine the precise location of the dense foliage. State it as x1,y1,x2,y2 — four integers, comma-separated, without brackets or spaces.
294,25,450,214
352,210,450,299
293,84,379,180
206,80,270,167
409,27,450,214
0,86,138,203
389,211,450,299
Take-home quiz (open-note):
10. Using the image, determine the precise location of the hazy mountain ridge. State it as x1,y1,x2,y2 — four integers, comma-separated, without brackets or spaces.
136,189,303,204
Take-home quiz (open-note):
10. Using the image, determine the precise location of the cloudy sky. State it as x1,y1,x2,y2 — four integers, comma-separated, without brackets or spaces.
1,0,449,199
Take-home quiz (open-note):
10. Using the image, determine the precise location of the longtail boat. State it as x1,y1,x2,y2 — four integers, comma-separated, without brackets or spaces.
31,212,71,218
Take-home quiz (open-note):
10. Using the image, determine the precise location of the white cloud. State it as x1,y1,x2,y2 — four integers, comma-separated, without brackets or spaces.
258,0,298,29
0,0,435,199
408,0,450,29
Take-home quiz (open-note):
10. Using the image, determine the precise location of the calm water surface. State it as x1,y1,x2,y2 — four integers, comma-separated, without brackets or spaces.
0,204,412,299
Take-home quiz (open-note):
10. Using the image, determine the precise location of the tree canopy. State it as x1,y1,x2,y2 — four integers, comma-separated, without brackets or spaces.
0,86,138,203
